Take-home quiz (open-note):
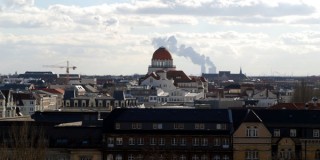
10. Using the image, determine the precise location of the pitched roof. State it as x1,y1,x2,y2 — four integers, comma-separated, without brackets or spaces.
243,110,262,123
0,91,5,100
167,70,194,83
39,88,64,95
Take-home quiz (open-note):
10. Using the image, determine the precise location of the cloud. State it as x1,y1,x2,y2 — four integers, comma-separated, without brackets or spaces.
2,0,35,9
281,32,320,45
116,0,315,17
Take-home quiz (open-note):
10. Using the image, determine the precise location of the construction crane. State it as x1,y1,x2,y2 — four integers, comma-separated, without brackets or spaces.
43,61,77,84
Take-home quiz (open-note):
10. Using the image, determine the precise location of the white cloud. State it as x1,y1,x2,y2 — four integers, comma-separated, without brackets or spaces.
0,0,320,76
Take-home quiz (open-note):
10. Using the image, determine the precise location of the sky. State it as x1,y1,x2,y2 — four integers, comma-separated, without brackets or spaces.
1,0,320,76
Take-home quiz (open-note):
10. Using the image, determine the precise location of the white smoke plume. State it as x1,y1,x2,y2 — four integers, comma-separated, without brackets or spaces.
152,35,216,74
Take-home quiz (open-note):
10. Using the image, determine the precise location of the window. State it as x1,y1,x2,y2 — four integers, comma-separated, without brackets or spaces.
274,129,280,137
245,150,259,160
201,138,208,146
129,138,135,145
30,101,34,105
159,138,165,145
153,123,163,129
116,138,123,145
138,138,144,145
216,124,221,130
128,154,134,160
222,138,229,148
174,123,184,129
98,101,102,107
192,155,199,160
115,154,122,160
213,155,220,160
214,138,220,146
314,129,320,138
107,138,114,147
195,123,205,129
136,154,143,160
222,155,229,160
132,123,142,129
172,138,178,146
193,138,199,146
115,123,120,130
180,138,186,146
201,155,208,160
180,155,187,160
290,129,297,137
150,137,156,145
246,126,258,137
279,149,293,159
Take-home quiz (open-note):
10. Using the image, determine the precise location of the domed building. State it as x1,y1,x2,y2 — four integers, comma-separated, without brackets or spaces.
139,47,208,106
148,47,176,74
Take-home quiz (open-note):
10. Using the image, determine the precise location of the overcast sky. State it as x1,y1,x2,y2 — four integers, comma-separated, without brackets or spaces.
1,0,320,76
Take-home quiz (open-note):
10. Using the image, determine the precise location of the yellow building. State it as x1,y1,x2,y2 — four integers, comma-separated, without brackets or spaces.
233,110,272,160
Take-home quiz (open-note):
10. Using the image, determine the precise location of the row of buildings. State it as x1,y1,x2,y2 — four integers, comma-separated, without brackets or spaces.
2,47,320,119
1,108,320,160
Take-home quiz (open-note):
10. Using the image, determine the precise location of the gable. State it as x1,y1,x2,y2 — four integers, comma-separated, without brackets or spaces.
233,122,272,138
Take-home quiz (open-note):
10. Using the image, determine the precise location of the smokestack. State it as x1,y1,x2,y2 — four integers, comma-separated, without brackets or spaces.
201,65,206,74
152,35,217,74
208,67,215,74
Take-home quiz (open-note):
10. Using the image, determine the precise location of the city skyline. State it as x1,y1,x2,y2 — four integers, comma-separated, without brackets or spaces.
1,0,320,76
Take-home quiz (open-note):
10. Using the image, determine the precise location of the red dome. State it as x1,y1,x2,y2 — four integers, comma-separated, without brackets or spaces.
152,47,173,60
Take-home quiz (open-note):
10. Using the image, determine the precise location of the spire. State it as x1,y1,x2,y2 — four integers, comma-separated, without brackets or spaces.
240,67,243,75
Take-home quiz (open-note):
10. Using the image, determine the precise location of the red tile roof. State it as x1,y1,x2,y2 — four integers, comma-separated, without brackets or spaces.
152,47,173,60
269,103,320,110
40,88,64,95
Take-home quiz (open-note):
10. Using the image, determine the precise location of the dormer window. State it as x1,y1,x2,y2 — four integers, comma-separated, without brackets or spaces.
290,129,296,137
313,129,320,138
132,123,142,129
274,129,280,137
174,123,184,129
246,126,258,137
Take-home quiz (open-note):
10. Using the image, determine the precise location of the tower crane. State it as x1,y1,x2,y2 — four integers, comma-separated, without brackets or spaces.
43,61,77,84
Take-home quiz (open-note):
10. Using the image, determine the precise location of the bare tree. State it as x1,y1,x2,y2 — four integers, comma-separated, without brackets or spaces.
1,121,47,160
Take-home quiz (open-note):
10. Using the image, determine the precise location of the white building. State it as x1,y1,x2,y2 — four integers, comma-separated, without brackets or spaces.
0,91,5,118
140,47,208,106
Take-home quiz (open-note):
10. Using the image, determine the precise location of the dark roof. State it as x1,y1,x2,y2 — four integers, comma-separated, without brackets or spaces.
31,111,109,125
167,70,194,83
243,110,262,122
64,89,76,99
0,84,32,91
255,109,320,127
202,71,248,82
0,91,5,100
105,108,231,123
230,109,248,129
113,90,125,100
